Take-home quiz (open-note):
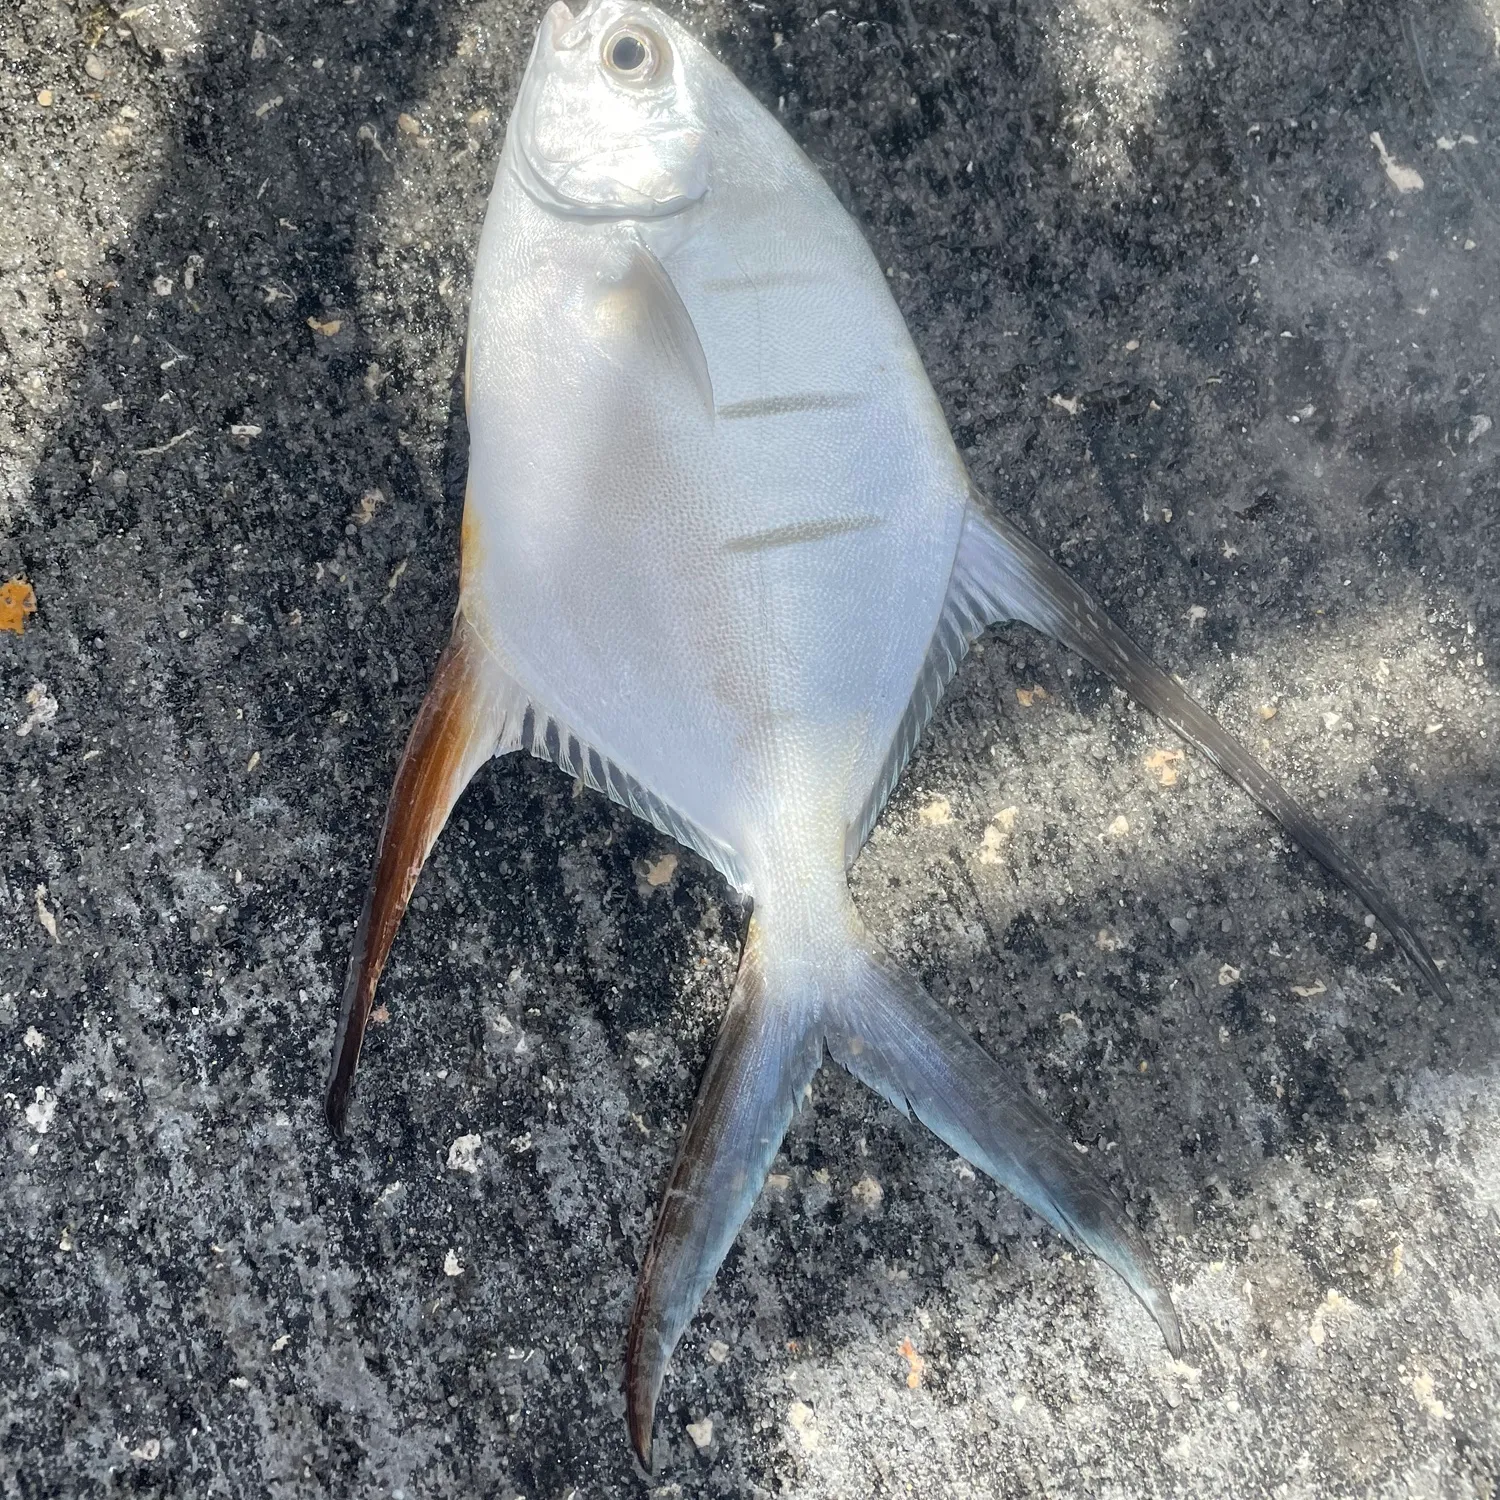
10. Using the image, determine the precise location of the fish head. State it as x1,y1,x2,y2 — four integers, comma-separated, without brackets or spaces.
511,0,711,220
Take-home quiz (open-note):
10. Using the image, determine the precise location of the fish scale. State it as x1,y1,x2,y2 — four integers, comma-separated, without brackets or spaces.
323,0,1452,1470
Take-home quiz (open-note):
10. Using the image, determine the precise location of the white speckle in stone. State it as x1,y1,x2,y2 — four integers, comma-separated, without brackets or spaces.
1410,1366,1449,1420
1369,132,1424,192
787,1400,820,1451
16,682,58,738
25,1087,56,1134
34,886,59,944
918,796,952,826
447,1132,482,1175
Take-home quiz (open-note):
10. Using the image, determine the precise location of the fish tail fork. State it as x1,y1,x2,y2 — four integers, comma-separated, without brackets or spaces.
325,611,521,1138
626,909,1180,1468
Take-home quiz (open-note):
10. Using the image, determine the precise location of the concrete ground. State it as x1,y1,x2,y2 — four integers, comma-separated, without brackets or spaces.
1,0,1497,1495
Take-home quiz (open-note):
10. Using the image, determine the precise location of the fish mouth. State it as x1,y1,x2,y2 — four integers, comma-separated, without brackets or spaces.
542,0,589,52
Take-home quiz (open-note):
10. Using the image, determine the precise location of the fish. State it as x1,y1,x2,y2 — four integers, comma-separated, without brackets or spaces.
324,0,1451,1467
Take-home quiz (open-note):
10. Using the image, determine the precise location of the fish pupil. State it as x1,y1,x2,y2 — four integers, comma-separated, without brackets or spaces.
609,33,647,72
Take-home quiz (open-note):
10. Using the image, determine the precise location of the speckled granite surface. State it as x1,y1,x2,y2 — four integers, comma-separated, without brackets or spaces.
1,0,1497,1495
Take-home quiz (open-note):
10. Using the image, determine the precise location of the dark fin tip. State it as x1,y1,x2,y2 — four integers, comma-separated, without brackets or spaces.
1155,1290,1185,1359
961,502,1454,1005
324,1079,352,1140
627,1398,654,1473
321,617,505,1145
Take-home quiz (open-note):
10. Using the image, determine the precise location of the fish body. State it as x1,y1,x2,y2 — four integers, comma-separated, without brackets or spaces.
326,0,1450,1468
463,9,966,886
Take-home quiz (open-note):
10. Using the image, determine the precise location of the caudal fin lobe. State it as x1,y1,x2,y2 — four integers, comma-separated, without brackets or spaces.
627,915,1181,1469
325,612,519,1138
625,920,824,1470
826,939,1183,1356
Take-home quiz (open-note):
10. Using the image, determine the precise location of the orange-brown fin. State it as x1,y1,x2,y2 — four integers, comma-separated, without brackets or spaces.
326,612,521,1137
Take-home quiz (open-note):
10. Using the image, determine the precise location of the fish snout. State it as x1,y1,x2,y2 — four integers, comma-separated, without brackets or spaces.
544,0,589,51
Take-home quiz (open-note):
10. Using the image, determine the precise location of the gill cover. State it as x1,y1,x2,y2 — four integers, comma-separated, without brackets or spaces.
513,0,710,219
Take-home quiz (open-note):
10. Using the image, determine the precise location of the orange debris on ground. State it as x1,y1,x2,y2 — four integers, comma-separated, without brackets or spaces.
898,1336,925,1389
1144,747,1185,785
0,578,37,635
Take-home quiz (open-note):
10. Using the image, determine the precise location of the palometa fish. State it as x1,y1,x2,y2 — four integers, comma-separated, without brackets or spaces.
325,0,1449,1466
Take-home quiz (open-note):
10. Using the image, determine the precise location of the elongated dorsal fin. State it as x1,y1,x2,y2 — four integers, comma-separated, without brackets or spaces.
913,495,1450,1002
327,617,751,1137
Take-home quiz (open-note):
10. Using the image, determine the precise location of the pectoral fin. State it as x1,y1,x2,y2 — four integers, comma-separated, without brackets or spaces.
598,241,715,416
325,611,524,1137
625,921,824,1469
955,497,1450,1002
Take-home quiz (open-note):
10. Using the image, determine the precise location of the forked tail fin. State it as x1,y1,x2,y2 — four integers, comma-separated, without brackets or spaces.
824,943,1181,1355
325,612,522,1137
624,912,1178,1468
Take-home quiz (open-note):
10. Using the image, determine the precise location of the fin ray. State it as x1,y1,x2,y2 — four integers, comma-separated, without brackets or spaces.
846,529,986,862
524,707,748,891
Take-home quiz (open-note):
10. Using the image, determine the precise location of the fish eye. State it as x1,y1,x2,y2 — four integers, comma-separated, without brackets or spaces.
601,25,665,82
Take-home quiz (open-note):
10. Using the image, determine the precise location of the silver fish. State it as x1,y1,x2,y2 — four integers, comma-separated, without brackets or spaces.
326,0,1449,1466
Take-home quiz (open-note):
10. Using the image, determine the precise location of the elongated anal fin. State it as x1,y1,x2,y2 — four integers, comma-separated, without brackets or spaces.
957,498,1451,1003
826,944,1183,1356
325,612,522,1138
625,921,824,1470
